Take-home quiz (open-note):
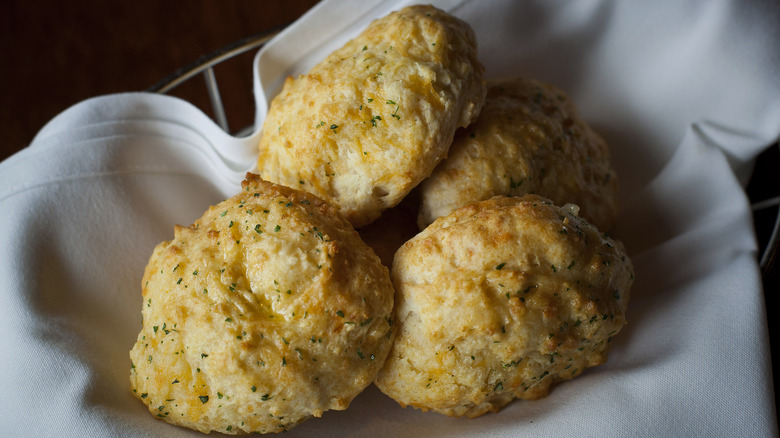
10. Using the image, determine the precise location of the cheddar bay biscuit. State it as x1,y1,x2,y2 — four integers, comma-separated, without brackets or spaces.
417,77,618,231
375,195,633,417
257,5,486,227
129,174,395,434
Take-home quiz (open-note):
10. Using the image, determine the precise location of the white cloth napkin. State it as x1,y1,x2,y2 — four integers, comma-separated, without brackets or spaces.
1,0,779,436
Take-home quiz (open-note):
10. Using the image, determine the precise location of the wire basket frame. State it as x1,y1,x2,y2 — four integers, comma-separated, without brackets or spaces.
148,26,283,135
149,27,779,278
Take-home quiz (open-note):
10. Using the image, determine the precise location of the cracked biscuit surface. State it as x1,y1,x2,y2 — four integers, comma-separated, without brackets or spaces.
257,4,486,227
375,195,633,417
417,77,618,231
129,173,395,434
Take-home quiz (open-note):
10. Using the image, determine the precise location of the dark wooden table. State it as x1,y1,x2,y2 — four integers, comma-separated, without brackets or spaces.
1,0,320,162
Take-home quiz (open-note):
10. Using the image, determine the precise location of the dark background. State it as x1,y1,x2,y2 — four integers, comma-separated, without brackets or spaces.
0,0,321,162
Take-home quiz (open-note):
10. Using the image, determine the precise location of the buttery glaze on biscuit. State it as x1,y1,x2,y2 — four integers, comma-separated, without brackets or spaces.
257,5,486,227
376,195,634,417
129,174,395,434
417,77,618,231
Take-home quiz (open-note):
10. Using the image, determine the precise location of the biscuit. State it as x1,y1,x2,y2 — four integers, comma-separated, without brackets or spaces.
375,195,633,417
417,77,618,231
129,174,395,434
257,5,486,227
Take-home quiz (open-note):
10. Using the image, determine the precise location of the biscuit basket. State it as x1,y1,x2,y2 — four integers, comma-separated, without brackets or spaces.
147,22,779,344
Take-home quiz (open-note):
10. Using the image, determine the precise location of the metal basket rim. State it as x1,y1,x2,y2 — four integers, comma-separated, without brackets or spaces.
148,25,283,94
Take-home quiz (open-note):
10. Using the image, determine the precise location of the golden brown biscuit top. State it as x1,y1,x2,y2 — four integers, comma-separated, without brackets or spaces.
257,5,486,227
377,195,633,417
399,195,631,341
417,77,619,231
129,174,395,434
